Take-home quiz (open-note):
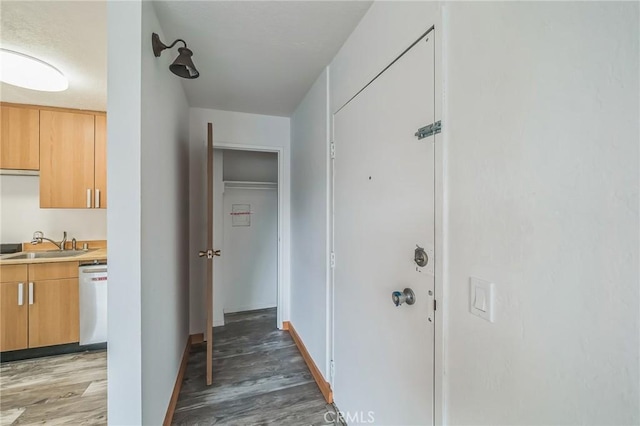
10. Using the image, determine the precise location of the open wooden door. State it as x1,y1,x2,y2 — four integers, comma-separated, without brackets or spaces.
199,123,220,386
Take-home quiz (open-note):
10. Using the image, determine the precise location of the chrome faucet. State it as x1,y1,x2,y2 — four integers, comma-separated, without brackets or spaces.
31,231,67,251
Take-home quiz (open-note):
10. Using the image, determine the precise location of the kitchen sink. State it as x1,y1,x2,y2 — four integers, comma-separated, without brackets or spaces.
2,249,96,260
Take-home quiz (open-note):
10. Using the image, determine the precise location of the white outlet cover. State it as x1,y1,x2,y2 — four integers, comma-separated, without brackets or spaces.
469,277,494,322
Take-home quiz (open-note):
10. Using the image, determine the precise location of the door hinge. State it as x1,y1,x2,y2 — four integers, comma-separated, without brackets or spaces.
415,120,441,140
434,299,437,311
330,252,336,268
330,142,336,159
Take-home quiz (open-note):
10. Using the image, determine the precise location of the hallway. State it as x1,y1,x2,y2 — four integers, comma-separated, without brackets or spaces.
172,309,334,425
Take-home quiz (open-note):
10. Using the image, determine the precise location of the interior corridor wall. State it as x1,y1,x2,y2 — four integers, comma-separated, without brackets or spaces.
443,3,638,424
107,1,143,423
290,68,330,378
107,1,191,424
314,1,639,424
140,2,191,424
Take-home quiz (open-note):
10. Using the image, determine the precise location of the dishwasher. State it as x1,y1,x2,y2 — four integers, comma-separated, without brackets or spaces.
79,263,108,345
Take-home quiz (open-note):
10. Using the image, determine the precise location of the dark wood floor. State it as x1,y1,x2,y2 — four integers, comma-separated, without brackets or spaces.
173,308,334,425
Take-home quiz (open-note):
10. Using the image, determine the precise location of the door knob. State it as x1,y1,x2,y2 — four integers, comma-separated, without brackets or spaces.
198,249,221,259
392,288,416,307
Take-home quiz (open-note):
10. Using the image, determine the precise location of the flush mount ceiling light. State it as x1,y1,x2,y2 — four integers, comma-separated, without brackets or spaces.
0,49,68,92
152,33,200,79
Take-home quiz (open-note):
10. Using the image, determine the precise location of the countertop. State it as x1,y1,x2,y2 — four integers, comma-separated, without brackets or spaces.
0,248,107,266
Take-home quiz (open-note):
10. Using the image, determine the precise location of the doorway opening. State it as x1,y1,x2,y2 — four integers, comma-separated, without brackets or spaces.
212,148,280,328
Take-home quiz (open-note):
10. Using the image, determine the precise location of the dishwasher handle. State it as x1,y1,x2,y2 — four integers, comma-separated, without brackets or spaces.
81,268,107,274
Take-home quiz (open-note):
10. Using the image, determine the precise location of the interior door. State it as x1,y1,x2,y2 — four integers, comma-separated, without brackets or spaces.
333,31,436,425
200,122,220,386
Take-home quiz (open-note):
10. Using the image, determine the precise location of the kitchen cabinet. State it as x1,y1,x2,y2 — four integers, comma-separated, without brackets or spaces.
94,115,107,208
0,262,79,351
0,265,28,351
0,105,40,170
40,110,105,208
28,262,79,348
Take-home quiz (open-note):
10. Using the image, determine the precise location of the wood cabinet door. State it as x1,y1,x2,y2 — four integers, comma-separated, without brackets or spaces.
40,110,95,208
0,281,28,351
28,278,80,348
0,105,40,170
94,114,107,208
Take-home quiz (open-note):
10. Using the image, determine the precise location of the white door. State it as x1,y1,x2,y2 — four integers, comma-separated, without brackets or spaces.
333,31,436,425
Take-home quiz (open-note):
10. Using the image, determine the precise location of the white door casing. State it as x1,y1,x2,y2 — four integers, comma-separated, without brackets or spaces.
333,30,436,425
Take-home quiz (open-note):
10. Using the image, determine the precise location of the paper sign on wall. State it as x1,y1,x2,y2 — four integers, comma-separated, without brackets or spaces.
231,204,251,227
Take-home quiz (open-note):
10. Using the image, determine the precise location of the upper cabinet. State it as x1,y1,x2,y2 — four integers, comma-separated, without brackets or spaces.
1,103,106,209
94,115,107,208
0,105,40,170
40,110,106,209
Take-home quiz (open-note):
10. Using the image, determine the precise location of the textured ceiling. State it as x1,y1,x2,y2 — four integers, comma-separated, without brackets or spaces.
0,1,107,111
154,1,372,116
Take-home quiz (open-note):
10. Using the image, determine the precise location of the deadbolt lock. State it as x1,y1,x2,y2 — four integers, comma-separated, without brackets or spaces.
414,245,428,267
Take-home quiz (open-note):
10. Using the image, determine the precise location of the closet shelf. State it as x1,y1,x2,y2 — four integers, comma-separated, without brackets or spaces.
223,180,277,190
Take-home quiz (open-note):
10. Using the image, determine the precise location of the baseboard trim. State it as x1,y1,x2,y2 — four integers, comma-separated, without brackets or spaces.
163,335,192,426
284,321,333,404
190,333,204,345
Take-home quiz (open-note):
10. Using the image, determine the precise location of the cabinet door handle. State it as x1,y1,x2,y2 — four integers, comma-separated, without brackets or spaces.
87,189,92,208
18,283,24,306
28,282,34,305
95,189,100,208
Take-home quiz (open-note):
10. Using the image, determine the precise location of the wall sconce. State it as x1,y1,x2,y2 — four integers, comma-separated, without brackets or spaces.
152,33,200,79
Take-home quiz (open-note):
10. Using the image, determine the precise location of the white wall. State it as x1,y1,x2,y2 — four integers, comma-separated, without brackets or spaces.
139,2,190,425
0,175,107,243
223,187,278,313
290,68,330,378
107,1,190,424
288,0,639,424
223,150,278,183
189,108,290,334
443,2,638,425
330,1,439,113
107,1,142,424
212,149,225,326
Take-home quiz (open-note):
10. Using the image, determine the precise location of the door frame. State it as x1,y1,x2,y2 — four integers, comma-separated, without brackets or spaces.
328,24,446,425
212,142,287,330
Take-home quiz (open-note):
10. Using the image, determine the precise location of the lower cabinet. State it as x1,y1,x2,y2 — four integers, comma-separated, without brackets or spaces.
0,267,28,351
29,278,79,348
0,262,79,352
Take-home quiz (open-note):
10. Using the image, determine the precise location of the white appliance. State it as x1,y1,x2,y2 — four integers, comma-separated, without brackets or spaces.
79,264,107,345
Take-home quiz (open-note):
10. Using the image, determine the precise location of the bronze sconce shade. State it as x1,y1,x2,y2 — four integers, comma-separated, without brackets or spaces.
152,33,200,79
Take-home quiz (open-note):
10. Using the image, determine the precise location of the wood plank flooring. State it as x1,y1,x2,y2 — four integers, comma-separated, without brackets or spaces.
173,308,335,425
0,309,332,425
0,350,107,425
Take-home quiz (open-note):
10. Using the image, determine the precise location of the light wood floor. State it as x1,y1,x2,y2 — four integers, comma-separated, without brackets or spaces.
0,350,107,425
173,308,334,425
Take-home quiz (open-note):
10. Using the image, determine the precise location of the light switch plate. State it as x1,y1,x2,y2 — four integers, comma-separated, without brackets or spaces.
469,277,494,322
